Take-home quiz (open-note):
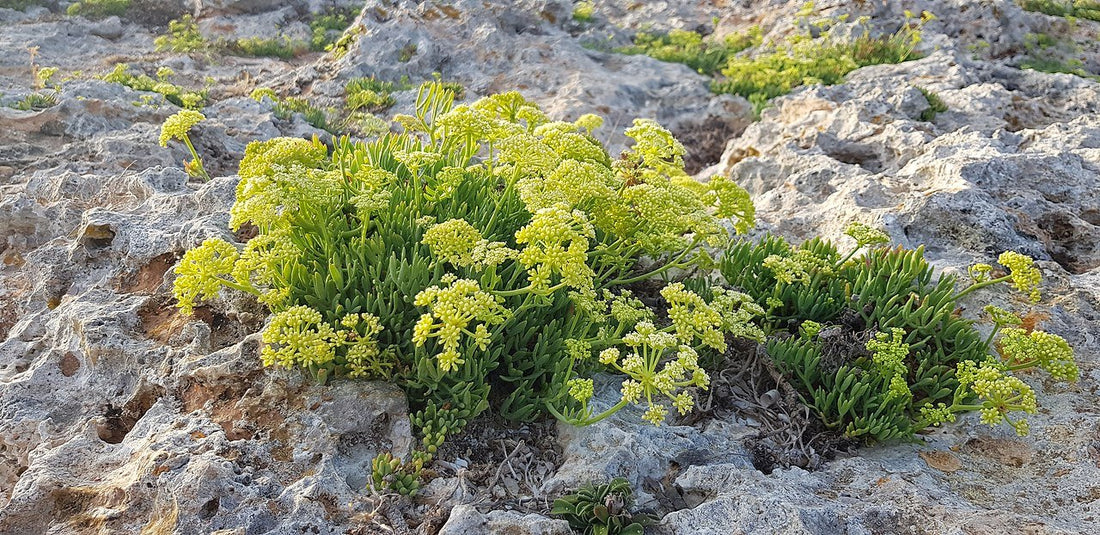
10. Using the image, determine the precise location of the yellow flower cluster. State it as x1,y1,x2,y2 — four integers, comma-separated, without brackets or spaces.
515,205,596,293
844,221,890,248
231,137,329,231
413,276,509,372
158,110,205,147
261,306,337,368
957,360,1037,435
763,254,808,285
998,251,1041,303
999,328,1078,382
422,218,516,270
600,321,710,426
867,328,912,401
173,238,238,315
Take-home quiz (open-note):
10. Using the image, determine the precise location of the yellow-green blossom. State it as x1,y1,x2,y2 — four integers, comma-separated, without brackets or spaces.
159,109,205,147
261,306,336,369
413,277,509,372
998,251,1041,303
173,238,239,315
998,328,1078,382
844,221,890,248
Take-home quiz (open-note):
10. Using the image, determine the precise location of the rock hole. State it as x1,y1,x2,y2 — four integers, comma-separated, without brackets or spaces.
80,224,115,249
96,382,165,444
199,498,219,520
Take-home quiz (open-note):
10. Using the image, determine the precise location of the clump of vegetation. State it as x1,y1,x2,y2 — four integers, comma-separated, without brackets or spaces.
1,0,45,10
1019,0,1100,22
66,0,129,19
617,26,763,75
552,478,652,535
572,1,595,23
345,77,402,112
230,37,307,59
712,11,933,114
154,14,208,53
310,7,358,51
159,109,210,180
398,43,418,62
249,88,335,132
8,92,57,111
916,86,948,121
1019,32,1099,79
722,224,1077,441
100,64,206,109
173,83,1074,495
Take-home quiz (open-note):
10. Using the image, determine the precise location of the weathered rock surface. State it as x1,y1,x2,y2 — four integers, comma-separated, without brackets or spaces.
2,0,1099,533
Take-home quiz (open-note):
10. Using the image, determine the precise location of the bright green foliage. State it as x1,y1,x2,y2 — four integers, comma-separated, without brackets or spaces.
722,229,1076,442
173,83,756,481
230,37,307,59
712,11,932,114
345,77,401,112
101,63,206,109
310,7,357,51
66,0,128,19
155,15,208,53
618,27,762,75
572,1,595,23
1019,32,1099,79
1019,0,1100,21
551,478,652,535
8,92,57,111
159,109,210,180
916,87,948,121
370,452,421,495
250,88,335,132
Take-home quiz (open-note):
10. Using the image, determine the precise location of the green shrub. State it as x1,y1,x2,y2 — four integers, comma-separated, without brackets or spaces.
66,0,128,19
552,478,652,535
175,83,756,489
572,1,594,23
8,92,57,111
1019,32,1099,79
345,77,401,112
310,7,357,51
173,83,1075,492
250,88,334,132
155,15,208,53
617,26,762,75
711,11,932,115
230,37,307,59
721,225,1077,441
1019,0,1100,22
916,87,948,121
100,63,206,109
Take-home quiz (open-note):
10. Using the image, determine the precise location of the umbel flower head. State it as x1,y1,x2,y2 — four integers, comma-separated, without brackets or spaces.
159,109,205,147
998,251,1042,303
956,360,1037,436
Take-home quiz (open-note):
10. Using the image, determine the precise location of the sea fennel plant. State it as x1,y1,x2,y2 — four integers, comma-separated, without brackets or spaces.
721,224,1077,441
172,83,757,491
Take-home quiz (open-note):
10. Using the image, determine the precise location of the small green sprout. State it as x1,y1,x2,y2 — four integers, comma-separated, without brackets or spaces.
552,478,652,535
159,109,210,181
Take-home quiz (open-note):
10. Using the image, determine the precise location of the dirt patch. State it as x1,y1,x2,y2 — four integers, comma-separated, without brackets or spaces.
920,450,963,473
117,252,179,294
961,436,1034,468
689,340,853,473
58,351,80,377
675,115,743,175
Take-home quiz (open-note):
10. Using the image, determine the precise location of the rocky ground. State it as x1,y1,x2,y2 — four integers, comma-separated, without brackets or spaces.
2,0,1099,533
